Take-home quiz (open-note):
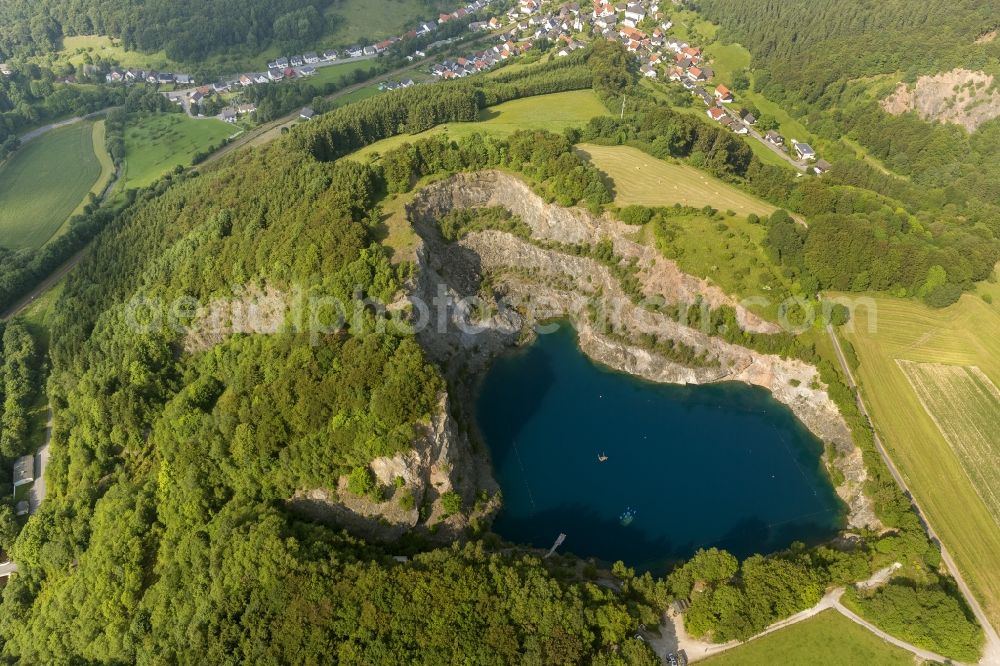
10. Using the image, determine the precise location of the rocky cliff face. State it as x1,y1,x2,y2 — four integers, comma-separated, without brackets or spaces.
289,169,881,540
290,395,498,542
882,69,1000,131
406,171,880,531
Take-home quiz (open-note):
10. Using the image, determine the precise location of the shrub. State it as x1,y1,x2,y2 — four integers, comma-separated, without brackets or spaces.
440,491,462,515
348,466,377,499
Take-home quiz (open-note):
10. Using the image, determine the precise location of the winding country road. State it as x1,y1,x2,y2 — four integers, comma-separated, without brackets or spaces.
658,585,957,664
16,108,115,145
827,323,1000,665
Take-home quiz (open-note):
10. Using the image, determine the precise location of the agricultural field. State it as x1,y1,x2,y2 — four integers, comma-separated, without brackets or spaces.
350,90,609,160
0,122,103,250
897,361,1000,525
841,290,1000,630
122,113,234,189
701,610,916,666
577,143,778,216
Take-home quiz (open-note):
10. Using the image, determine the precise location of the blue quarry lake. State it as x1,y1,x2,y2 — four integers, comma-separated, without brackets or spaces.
477,324,845,570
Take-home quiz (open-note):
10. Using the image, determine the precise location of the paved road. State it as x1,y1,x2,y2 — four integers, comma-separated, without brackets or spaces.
17,107,116,145
199,56,434,166
0,561,16,578
827,323,1000,665
27,412,51,515
167,53,380,105
832,593,955,663
664,586,961,664
744,124,808,172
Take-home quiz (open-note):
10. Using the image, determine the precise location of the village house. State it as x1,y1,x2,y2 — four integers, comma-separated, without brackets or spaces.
707,106,726,122
12,454,34,488
792,140,816,160
300,107,315,120
766,130,784,146
714,84,733,103
813,159,832,175
323,49,339,61
220,108,237,123
304,52,320,64
290,55,305,67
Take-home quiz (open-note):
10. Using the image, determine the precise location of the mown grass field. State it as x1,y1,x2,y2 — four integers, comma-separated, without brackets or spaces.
897,360,1000,525
0,122,102,250
577,143,778,217
123,113,234,189
841,290,1000,630
350,90,609,160
701,610,915,666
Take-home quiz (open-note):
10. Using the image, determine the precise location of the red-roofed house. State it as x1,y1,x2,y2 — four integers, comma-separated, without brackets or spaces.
687,66,705,81
707,107,726,121
715,84,733,103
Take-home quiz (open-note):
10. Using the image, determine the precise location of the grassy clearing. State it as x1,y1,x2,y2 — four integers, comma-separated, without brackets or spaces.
704,43,751,86
897,360,1000,525
644,211,793,321
373,187,429,264
324,0,454,45
576,143,777,217
841,291,1000,630
46,0,447,73
668,8,719,43
0,122,102,250
53,35,177,71
701,610,916,666
307,59,381,87
350,90,608,160
123,113,234,189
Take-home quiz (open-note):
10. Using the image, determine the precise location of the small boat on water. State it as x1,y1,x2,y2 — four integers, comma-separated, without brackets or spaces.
598,452,608,462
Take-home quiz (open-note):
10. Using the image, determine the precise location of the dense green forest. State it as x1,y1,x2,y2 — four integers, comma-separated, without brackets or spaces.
691,0,1000,303
0,41,982,662
697,0,1000,105
581,96,1000,305
0,0,331,61
0,49,670,664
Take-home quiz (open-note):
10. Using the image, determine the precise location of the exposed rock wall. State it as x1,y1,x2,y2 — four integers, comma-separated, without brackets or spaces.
407,171,879,531
290,394,499,542
882,69,1000,131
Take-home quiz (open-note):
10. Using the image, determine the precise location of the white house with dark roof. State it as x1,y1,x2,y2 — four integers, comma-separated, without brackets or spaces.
792,140,816,160
12,455,33,488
